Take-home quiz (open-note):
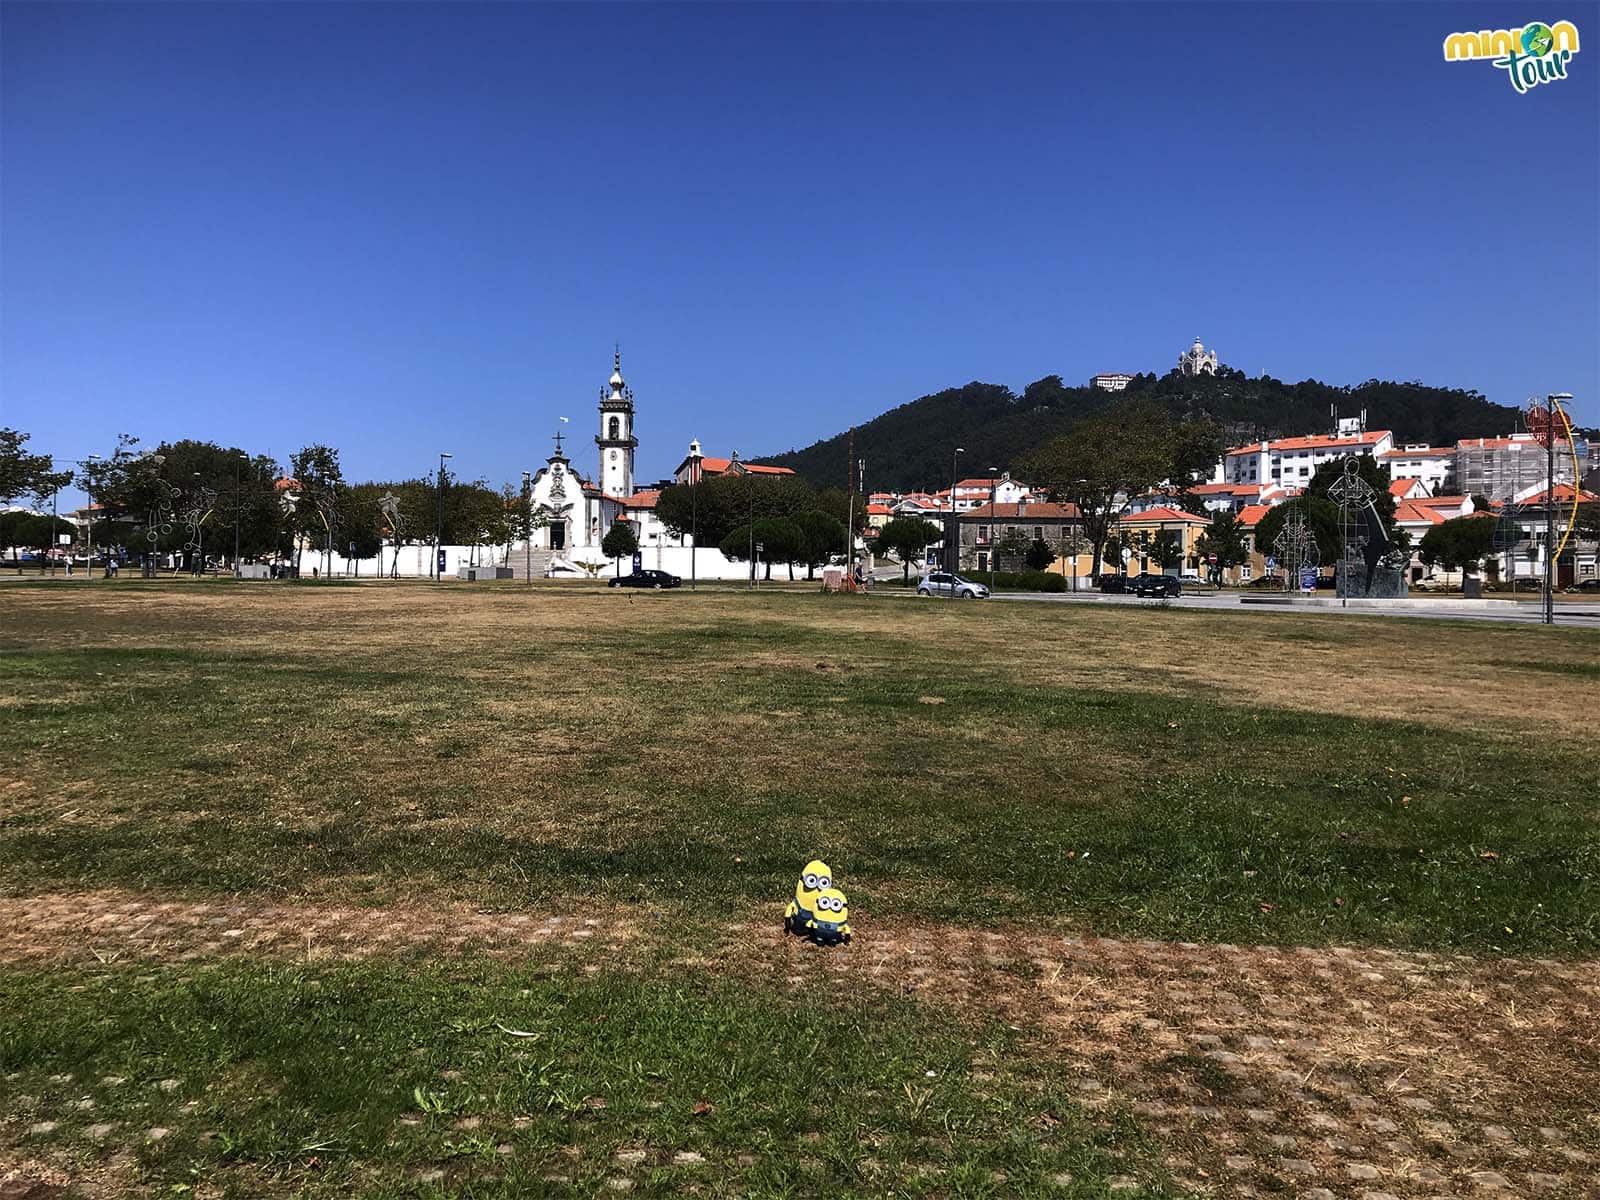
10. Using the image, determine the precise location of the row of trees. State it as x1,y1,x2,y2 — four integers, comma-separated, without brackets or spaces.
649,471,864,580
1,428,534,574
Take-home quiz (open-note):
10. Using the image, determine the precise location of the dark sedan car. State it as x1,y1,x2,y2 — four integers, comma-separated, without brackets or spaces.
1131,571,1181,598
609,569,681,589
1096,573,1129,594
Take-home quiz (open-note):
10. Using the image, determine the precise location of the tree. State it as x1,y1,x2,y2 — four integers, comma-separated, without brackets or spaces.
1252,496,1343,569
601,520,639,575
1304,454,1400,538
1419,515,1497,577
792,509,847,580
876,516,942,579
1142,529,1185,571
718,517,806,581
1018,402,1219,578
994,526,1031,569
1195,511,1250,581
0,429,72,506
288,445,344,574
1024,538,1057,571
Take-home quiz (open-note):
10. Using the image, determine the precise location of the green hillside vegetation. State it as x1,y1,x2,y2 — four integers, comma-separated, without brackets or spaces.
762,368,1524,492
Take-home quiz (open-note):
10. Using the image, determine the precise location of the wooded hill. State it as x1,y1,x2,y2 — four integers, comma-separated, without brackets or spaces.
760,369,1525,493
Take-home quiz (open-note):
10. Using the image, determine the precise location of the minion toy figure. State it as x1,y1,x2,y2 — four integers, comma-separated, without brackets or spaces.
805,888,851,946
784,860,833,936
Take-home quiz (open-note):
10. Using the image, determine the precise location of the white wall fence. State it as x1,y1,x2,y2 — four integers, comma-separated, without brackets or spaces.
258,542,786,582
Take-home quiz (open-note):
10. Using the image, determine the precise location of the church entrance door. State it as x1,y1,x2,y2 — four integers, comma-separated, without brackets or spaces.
551,522,566,551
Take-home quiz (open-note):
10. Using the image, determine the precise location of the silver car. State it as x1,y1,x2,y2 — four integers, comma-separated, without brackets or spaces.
916,571,990,599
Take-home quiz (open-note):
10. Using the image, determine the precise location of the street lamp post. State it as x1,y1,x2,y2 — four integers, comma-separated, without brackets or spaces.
82,455,102,580
522,471,532,588
233,453,248,575
987,465,1000,592
690,465,698,592
435,452,452,580
947,447,965,596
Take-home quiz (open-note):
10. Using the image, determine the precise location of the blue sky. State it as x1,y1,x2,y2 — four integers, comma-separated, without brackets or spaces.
3,2,1596,502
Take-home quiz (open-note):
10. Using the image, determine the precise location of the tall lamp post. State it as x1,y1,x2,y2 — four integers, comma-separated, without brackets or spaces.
987,465,1000,592
80,455,102,580
947,447,965,596
521,471,532,588
233,453,248,575
435,452,452,580
690,458,699,592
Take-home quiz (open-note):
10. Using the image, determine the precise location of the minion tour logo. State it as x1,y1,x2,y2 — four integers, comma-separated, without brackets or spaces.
1443,20,1580,92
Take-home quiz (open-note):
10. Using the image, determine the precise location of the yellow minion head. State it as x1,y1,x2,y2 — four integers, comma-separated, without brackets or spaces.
812,887,849,926
794,860,833,909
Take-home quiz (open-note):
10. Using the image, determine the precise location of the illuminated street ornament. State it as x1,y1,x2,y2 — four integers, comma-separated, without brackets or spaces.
784,859,850,944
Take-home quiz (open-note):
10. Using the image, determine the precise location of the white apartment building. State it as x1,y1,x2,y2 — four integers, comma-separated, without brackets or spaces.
1379,444,1456,494
1222,428,1394,487
1091,373,1134,391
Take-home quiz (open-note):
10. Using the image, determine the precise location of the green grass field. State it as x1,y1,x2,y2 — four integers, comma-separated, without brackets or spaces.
3,581,1597,1198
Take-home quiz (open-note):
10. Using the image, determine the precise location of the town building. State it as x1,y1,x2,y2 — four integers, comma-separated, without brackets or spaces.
1115,506,1210,575
1091,373,1134,391
953,501,1083,576
1183,481,1291,513
1379,444,1456,494
671,443,795,485
1177,337,1218,376
1486,486,1600,587
1222,429,1394,487
1455,434,1591,502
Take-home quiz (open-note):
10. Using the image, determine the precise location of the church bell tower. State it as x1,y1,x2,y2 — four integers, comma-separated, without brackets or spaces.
596,348,637,498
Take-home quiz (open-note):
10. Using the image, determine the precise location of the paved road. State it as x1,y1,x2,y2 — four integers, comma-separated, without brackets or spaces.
975,587,1600,627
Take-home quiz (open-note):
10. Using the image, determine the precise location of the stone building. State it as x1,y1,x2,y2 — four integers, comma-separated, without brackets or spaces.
1177,337,1218,376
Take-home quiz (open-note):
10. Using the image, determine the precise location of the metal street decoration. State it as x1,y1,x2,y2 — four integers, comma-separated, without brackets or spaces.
1272,510,1318,593
178,484,219,571
1329,458,1408,598
142,477,180,577
379,490,405,578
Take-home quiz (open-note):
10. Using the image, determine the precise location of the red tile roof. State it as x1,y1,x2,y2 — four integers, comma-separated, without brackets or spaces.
865,503,893,515
1517,485,1600,506
1388,478,1422,498
1226,431,1391,456
1394,499,1447,525
621,490,660,509
685,456,796,478
1379,447,1454,458
960,502,1080,520
1236,504,1273,527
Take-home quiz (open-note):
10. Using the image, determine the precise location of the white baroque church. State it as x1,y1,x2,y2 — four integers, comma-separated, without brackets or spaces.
514,352,780,581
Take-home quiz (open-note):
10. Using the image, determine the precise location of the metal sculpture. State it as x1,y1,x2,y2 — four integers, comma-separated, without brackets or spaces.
1328,458,1406,598
142,478,180,577
1272,510,1319,594
379,490,406,578
177,484,219,575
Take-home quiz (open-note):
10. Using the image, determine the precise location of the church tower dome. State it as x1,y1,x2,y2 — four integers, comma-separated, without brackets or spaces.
596,347,638,498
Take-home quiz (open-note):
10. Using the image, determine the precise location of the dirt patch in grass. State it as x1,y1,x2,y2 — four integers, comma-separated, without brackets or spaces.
3,890,1597,1197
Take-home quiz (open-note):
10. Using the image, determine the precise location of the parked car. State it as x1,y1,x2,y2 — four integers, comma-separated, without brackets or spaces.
916,572,990,599
1131,572,1182,598
1177,572,1206,588
1096,573,1129,594
609,569,681,589
1565,578,1600,593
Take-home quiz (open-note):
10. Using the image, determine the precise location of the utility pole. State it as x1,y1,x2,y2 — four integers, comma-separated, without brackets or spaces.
844,428,856,577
